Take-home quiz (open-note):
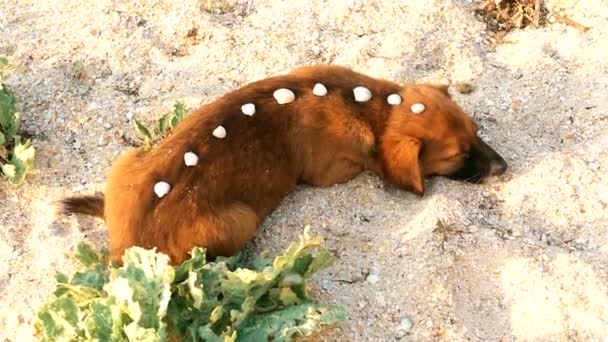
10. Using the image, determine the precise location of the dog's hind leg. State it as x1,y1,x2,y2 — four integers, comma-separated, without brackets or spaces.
166,202,260,264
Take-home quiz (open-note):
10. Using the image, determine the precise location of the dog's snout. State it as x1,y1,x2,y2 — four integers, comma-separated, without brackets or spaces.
488,157,508,176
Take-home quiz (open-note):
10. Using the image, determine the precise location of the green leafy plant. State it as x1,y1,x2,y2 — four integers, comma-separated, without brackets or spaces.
134,100,189,150
1,57,35,186
35,227,345,341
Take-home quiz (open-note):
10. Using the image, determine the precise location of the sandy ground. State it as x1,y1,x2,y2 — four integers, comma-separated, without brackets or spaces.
1,0,608,341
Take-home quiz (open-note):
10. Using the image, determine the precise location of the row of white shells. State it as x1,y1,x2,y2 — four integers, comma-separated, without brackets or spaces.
153,83,427,198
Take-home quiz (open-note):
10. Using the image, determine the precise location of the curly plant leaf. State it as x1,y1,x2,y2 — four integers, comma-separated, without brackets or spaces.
237,303,346,342
35,230,345,342
2,138,35,186
134,119,153,149
0,84,19,137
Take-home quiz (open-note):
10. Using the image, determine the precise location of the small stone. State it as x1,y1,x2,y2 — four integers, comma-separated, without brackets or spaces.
313,83,328,96
387,94,402,105
411,103,426,114
184,151,199,166
366,267,380,284
154,181,171,198
353,86,372,102
85,102,100,112
455,82,474,94
103,122,112,130
212,125,226,139
396,316,413,337
241,103,256,116
321,279,331,290
126,110,134,121
97,136,107,146
273,88,296,104
366,273,379,284
43,111,54,124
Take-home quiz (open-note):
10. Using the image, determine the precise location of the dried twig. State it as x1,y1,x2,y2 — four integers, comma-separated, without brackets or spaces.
556,15,591,32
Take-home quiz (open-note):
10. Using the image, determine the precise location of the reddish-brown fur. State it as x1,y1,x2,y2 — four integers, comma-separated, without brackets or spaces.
62,64,507,265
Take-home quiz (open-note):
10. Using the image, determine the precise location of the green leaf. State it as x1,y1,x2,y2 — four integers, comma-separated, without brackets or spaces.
0,131,5,145
237,303,346,342
55,272,69,284
155,113,170,137
85,301,114,341
74,241,101,267
0,84,19,137
134,119,153,149
303,248,336,279
1,163,16,179
0,56,8,67
279,287,300,306
35,297,83,340
109,247,174,330
3,138,35,185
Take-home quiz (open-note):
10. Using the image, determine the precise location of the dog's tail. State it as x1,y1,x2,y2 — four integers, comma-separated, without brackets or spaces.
60,193,105,219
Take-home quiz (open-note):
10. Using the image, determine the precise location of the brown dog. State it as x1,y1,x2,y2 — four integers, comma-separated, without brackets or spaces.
62,64,507,265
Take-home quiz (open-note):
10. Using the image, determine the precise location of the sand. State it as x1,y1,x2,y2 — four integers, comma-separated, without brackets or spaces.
1,0,607,340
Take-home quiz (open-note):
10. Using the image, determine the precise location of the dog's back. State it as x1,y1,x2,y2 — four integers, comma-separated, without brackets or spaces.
91,65,393,263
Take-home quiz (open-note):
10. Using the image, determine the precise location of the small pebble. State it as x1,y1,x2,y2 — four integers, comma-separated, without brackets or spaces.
85,102,100,112
183,151,199,166
241,103,256,116
366,273,379,284
455,82,473,94
154,181,171,198
366,266,380,284
273,88,296,104
321,279,331,290
212,125,226,139
411,103,426,114
387,93,402,105
313,83,328,96
353,86,372,102
399,317,414,333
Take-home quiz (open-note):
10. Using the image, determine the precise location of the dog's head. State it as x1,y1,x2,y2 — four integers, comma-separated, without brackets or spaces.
380,84,507,196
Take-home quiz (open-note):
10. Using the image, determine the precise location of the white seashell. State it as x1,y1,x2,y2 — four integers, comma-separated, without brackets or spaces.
313,83,327,96
212,125,226,139
387,94,402,105
273,88,296,104
154,181,171,198
353,86,372,102
241,103,256,116
183,151,199,166
411,103,426,114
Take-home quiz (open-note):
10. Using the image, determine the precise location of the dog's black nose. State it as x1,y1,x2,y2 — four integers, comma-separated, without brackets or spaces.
488,158,508,176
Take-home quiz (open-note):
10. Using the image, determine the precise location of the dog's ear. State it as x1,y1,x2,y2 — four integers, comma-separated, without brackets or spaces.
381,136,425,196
